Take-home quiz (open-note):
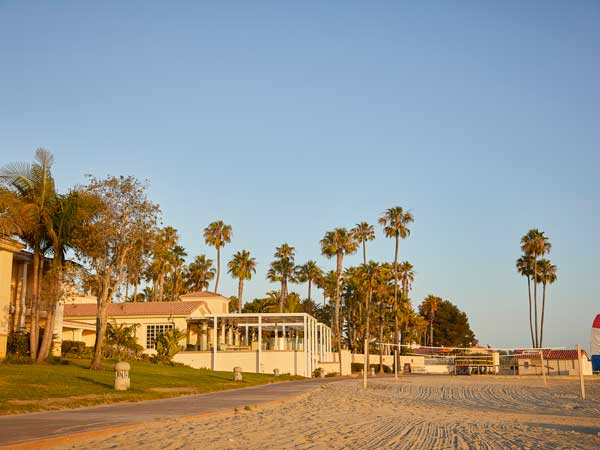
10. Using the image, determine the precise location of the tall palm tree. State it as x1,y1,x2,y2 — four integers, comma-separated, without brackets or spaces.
516,254,536,348
396,260,414,350
227,250,257,312
267,244,296,312
295,260,323,303
520,229,551,347
320,228,358,350
358,261,379,388
351,222,375,265
378,207,414,357
537,258,557,349
1,148,56,360
186,254,216,291
203,221,232,293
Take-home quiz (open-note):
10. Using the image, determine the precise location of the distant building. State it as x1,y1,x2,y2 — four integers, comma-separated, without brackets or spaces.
515,349,592,376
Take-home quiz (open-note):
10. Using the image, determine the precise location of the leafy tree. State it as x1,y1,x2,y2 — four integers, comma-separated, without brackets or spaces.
74,175,159,370
379,207,413,361
105,322,140,358
320,228,358,350
203,221,232,293
227,250,257,312
242,292,279,313
351,222,375,265
419,299,476,347
186,254,215,291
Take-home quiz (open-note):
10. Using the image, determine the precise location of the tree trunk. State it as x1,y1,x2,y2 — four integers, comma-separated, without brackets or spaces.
91,292,109,370
540,282,547,348
333,251,343,349
533,258,539,348
279,279,285,313
379,298,384,373
29,248,41,360
36,304,55,362
125,274,129,302
133,282,138,302
157,272,165,302
307,280,312,303
238,278,244,313
393,236,399,364
527,275,535,348
430,319,434,347
362,241,366,266
214,247,221,293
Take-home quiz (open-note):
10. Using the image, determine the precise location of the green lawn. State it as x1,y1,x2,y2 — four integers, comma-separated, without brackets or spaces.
0,359,303,415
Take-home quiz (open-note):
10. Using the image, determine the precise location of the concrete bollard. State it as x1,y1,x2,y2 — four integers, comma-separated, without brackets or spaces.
114,361,131,391
370,367,376,376
273,368,280,377
233,366,243,381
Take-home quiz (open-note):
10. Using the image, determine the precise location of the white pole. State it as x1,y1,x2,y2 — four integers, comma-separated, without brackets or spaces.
539,350,548,387
212,316,217,370
363,337,368,389
303,315,308,377
394,349,398,380
577,343,586,400
257,316,262,373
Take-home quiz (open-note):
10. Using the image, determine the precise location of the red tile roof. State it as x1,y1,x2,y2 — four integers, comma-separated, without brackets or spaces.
514,349,588,360
180,291,228,299
64,301,208,318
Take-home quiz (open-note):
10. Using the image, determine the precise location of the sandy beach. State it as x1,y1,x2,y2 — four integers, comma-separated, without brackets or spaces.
45,375,600,450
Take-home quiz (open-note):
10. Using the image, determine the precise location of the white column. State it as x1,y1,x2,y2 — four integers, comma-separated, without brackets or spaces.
245,325,249,346
257,316,262,373
303,315,308,376
212,316,217,370
220,321,226,346
282,324,286,350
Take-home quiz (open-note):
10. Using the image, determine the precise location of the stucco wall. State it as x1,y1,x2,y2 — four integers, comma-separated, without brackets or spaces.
0,250,13,357
518,358,593,376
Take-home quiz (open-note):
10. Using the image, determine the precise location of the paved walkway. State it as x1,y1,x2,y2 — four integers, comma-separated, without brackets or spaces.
0,378,339,448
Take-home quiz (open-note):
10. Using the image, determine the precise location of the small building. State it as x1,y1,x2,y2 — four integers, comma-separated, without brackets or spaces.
515,349,593,376
63,291,229,351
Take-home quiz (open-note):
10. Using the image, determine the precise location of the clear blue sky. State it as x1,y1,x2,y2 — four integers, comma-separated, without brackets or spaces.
1,1,599,349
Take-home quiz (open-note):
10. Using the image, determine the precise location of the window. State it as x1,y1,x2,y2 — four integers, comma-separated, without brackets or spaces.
146,324,174,349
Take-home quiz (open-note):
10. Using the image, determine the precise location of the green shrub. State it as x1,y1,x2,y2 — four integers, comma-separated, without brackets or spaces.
312,367,323,378
62,340,86,357
1,353,33,364
325,372,338,377
7,332,30,356
153,328,185,363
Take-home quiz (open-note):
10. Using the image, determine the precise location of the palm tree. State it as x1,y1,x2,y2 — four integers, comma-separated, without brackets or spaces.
295,260,323,303
267,244,296,312
227,250,257,312
537,259,557,348
520,229,551,347
186,254,216,291
516,254,536,348
358,261,379,388
203,221,232,293
421,295,441,346
320,228,358,350
379,207,414,357
351,222,375,265
1,148,56,360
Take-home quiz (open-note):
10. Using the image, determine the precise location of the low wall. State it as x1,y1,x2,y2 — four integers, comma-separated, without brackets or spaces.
351,354,425,371
174,350,307,376
328,350,352,376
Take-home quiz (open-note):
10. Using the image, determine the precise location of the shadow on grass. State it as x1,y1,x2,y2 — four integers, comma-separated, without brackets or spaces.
75,376,114,389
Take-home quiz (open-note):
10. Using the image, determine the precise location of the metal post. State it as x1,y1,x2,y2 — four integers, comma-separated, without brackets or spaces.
394,349,398,380
363,338,368,389
577,344,586,400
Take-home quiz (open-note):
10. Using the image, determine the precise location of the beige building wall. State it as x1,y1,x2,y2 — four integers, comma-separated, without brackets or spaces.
518,357,592,376
0,239,25,358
